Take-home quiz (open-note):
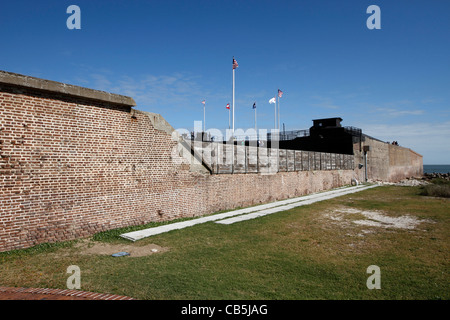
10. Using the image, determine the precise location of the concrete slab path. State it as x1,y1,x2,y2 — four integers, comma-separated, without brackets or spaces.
120,183,379,241
216,184,379,225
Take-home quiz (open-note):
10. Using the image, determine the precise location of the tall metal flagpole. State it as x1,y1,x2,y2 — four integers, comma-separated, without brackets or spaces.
203,101,206,132
277,89,283,130
277,95,280,131
274,97,277,129
255,104,257,133
228,105,230,130
232,67,235,137
253,102,257,134
232,57,238,138
269,97,276,131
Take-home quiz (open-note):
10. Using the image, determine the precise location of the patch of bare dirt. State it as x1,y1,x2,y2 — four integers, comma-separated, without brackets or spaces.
317,206,435,252
74,239,169,257
324,206,434,231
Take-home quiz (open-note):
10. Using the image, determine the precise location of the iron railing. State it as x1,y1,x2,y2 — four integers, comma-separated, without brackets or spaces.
182,126,362,142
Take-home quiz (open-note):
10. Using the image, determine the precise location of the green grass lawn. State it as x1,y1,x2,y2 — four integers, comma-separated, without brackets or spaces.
1,185,448,300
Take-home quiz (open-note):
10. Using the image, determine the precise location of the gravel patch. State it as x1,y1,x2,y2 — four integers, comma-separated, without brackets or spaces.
329,207,432,230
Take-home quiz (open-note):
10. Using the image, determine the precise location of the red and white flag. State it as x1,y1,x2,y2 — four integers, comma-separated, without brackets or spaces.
278,89,283,98
232,57,239,69
202,100,205,105
226,103,230,109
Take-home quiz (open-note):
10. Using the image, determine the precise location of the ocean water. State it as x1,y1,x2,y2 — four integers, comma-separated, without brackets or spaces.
423,165,450,174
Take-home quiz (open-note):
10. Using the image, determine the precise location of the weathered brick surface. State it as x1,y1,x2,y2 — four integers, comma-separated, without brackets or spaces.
0,84,207,252
0,286,135,300
0,83,362,252
203,170,357,214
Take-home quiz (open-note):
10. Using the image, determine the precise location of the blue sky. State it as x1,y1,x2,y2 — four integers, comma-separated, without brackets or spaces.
1,0,449,164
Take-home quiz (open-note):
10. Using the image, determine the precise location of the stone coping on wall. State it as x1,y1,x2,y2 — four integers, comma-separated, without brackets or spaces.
0,70,136,107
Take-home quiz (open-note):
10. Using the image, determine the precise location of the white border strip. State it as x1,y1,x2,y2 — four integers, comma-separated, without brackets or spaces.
215,184,379,225
120,184,378,241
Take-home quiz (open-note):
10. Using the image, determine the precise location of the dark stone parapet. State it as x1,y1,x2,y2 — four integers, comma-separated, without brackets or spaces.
0,70,136,107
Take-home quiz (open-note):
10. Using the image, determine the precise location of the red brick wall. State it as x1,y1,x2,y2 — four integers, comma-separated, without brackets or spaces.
0,84,356,252
204,170,357,214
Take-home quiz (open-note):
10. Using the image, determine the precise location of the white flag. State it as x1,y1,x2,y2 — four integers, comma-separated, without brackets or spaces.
269,97,276,104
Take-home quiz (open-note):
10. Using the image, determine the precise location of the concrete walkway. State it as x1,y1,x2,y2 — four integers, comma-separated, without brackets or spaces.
216,184,379,225
120,183,379,241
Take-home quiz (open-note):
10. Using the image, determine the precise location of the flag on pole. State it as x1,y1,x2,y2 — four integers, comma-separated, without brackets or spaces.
227,103,231,130
253,102,257,133
202,100,205,105
232,57,239,69
232,57,238,136
277,90,282,131
269,97,276,104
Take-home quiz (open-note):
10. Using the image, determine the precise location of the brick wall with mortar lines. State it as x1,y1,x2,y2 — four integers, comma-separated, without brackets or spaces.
204,170,358,214
0,84,359,252
0,84,207,252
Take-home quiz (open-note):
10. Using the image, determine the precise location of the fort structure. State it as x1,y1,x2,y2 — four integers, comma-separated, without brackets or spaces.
0,71,423,252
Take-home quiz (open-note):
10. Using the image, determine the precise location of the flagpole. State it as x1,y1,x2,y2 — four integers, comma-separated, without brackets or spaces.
228,107,230,130
232,68,235,137
274,97,277,130
255,106,257,133
277,95,280,131
203,101,206,132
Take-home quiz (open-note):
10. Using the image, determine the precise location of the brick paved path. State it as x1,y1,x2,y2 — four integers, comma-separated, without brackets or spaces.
0,286,135,300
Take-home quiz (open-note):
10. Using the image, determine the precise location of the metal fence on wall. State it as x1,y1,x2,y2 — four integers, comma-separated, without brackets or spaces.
193,142,355,174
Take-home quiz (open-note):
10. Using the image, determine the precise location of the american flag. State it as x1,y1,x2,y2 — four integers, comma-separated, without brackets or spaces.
253,102,256,109
226,103,230,109
278,89,283,98
232,57,239,69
